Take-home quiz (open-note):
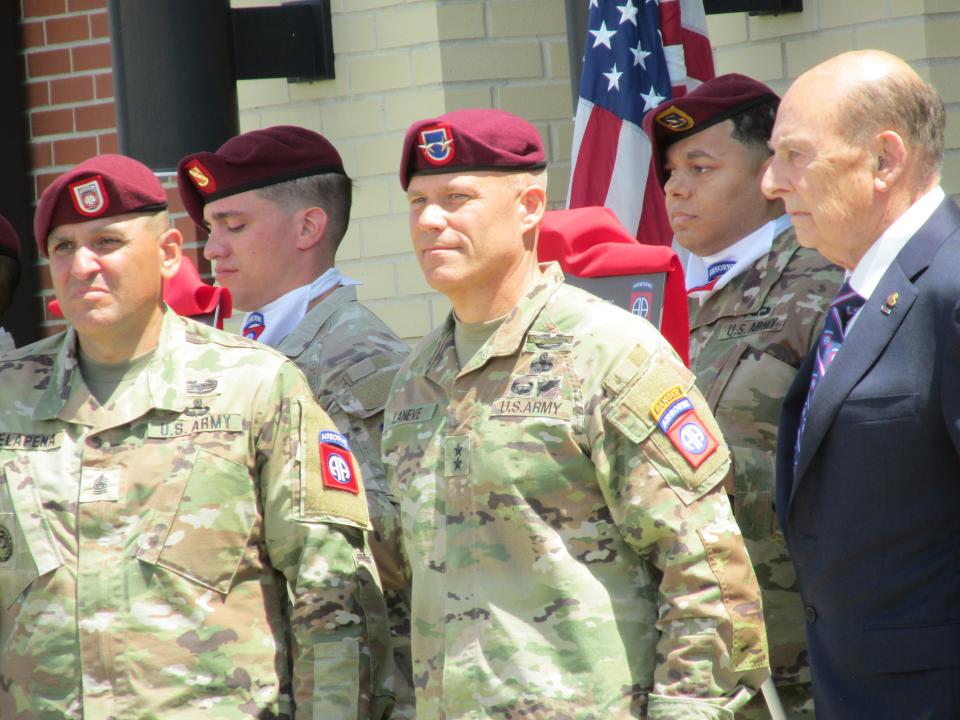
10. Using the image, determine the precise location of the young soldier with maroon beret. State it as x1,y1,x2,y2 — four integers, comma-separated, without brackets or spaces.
644,74,843,718
177,128,411,716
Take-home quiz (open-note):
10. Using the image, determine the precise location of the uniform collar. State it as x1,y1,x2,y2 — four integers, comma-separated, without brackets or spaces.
412,262,565,381
848,185,946,302
478,262,565,369
34,307,189,424
274,284,357,358
689,224,799,330
686,214,790,299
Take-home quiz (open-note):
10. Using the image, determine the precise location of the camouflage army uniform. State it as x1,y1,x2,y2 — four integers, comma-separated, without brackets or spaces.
688,227,842,719
276,284,413,716
382,262,769,720
0,309,392,719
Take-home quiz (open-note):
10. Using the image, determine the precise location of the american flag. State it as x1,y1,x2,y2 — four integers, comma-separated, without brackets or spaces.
567,0,715,246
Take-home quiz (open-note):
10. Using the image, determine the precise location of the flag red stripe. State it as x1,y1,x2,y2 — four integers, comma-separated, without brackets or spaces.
638,170,672,246
568,107,622,208
682,27,715,81
660,2,682,46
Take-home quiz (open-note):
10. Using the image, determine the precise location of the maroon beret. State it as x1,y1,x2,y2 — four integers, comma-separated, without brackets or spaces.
176,126,345,227
643,73,779,188
0,214,20,261
34,154,168,257
400,108,546,191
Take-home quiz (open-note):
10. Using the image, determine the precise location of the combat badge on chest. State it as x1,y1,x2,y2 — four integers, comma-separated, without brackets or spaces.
147,377,241,438
0,516,15,568
492,332,572,419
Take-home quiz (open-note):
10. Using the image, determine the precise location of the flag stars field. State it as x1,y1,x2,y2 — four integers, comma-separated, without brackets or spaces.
567,0,715,245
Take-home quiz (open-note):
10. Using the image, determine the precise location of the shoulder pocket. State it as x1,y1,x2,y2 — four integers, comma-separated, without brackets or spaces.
136,447,257,595
337,358,401,418
295,398,371,530
0,461,64,608
605,350,730,505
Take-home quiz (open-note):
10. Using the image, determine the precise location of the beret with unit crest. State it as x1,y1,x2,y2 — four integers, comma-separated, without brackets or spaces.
642,73,779,188
400,108,546,191
176,125,346,227
34,153,168,256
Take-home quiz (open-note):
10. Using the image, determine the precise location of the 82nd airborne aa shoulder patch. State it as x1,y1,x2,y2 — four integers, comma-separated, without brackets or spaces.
320,431,359,495
650,385,718,469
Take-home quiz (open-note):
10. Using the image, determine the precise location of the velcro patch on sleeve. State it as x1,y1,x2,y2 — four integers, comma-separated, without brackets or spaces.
604,351,729,505
320,441,360,495
650,387,719,469
299,399,371,530
350,368,399,412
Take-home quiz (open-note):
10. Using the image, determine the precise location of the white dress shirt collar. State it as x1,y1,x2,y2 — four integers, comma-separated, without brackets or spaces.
240,267,361,348
848,186,946,302
686,214,792,302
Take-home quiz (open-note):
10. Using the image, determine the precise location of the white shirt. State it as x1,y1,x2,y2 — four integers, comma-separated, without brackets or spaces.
241,267,360,348
845,186,945,331
685,214,792,303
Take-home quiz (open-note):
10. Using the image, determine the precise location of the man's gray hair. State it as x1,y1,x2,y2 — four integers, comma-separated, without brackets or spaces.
839,71,945,180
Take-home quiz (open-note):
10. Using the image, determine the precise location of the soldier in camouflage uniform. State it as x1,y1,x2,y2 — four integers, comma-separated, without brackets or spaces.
382,108,770,719
177,127,412,716
645,75,843,718
0,154,391,718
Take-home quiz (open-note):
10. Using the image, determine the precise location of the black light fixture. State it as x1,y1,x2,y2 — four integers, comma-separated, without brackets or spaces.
108,0,334,172
702,0,803,15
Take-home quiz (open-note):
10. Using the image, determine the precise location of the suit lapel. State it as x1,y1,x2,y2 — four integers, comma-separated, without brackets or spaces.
789,198,960,503
777,347,815,520
791,266,917,490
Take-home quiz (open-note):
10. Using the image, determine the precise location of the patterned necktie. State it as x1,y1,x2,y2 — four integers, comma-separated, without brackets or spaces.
794,281,866,474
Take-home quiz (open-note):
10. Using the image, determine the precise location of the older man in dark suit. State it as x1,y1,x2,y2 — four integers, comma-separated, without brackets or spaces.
764,49,960,719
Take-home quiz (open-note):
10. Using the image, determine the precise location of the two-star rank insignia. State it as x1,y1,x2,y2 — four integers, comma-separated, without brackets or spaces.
444,435,470,476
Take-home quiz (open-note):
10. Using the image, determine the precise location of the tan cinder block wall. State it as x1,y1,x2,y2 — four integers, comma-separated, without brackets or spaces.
708,0,960,202
234,0,959,342
231,0,572,341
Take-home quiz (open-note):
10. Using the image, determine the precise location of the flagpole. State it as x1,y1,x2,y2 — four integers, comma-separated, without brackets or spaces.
761,677,788,720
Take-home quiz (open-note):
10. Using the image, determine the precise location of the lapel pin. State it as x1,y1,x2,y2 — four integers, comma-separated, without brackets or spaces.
880,291,899,316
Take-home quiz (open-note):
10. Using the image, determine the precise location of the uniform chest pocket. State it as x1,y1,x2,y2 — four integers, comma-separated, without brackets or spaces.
0,460,64,608
136,447,257,595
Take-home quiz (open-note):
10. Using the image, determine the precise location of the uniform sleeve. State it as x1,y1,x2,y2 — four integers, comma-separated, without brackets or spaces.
380,404,418,719
329,359,416,718
592,346,770,720
255,362,394,720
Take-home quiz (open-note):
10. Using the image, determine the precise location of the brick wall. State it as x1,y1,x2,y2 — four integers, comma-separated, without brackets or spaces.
18,0,208,336
708,0,960,200
20,0,113,334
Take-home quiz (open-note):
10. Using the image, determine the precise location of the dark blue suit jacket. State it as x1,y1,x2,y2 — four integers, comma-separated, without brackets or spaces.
777,197,960,720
